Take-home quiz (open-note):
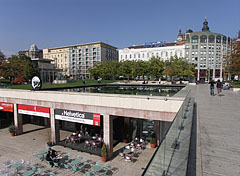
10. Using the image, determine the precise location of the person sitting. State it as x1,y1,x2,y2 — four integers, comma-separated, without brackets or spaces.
46,148,58,167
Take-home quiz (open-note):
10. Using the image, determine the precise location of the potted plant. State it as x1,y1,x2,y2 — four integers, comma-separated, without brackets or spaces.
8,124,16,136
101,142,107,162
150,133,156,148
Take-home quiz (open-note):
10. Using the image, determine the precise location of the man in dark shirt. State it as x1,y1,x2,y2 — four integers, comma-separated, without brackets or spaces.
46,148,57,167
209,80,215,96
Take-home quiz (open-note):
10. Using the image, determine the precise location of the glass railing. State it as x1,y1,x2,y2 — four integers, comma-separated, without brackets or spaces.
143,89,193,176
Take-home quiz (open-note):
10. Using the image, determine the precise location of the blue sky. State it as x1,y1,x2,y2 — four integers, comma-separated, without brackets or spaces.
0,0,239,57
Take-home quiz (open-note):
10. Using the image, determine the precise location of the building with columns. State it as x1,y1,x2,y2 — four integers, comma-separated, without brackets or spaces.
43,42,118,79
183,18,231,82
17,44,61,83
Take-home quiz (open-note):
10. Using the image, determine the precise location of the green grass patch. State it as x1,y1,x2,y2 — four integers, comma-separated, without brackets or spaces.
0,79,11,83
8,80,116,90
232,81,240,88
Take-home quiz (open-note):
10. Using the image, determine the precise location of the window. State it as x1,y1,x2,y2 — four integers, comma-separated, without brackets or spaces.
192,45,198,49
209,35,215,43
147,53,149,57
216,36,221,43
138,54,140,58
186,51,189,55
121,55,123,59
180,52,182,57
192,35,199,43
142,53,144,58
130,54,131,59
185,45,189,49
192,51,195,55
186,58,189,62
125,55,127,59
134,54,136,58
166,52,168,57
223,36,227,44
200,35,207,43
170,52,172,56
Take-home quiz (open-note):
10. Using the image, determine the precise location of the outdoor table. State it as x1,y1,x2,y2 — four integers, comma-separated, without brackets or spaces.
71,160,80,165
10,163,22,172
10,163,22,169
123,149,131,154
142,130,149,134
23,170,35,176
92,165,101,172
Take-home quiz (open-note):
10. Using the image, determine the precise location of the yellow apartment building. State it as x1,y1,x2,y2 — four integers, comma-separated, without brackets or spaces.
43,42,118,79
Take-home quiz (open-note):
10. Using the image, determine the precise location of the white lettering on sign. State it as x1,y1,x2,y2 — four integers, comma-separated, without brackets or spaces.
63,110,85,119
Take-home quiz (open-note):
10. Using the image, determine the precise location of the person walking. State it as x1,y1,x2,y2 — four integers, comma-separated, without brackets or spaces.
216,79,222,96
209,80,215,96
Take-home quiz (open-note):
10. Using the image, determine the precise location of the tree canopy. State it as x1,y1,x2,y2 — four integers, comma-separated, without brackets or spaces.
0,50,5,64
88,56,195,80
229,31,240,79
0,55,38,82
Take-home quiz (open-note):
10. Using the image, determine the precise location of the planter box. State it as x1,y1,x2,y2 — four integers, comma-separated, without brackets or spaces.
233,88,240,91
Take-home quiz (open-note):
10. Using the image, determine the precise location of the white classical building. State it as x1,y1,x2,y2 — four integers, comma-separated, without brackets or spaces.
119,42,185,62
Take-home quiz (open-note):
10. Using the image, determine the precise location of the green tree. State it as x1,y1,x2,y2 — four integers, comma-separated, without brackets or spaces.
148,57,165,79
0,50,5,64
0,55,38,82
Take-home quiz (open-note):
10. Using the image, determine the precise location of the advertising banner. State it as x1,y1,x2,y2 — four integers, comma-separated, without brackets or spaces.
0,102,13,112
55,109,100,126
18,104,50,118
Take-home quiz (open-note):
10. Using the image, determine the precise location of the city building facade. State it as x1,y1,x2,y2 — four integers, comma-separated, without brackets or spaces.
43,42,118,79
119,42,185,62
119,19,231,82
18,44,61,83
184,18,231,82
18,44,43,59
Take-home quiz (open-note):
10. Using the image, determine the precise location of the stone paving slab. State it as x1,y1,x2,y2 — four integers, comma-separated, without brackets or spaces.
189,85,240,176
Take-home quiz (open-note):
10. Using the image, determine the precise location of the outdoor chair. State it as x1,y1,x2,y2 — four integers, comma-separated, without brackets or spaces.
72,166,80,172
32,166,37,171
95,162,101,166
83,157,88,163
65,136,71,144
77,156,82,161
119,152,125,158
84,140,91,149
91,141,98,150
53,162,60,168
37,155,45,162
103,163,109,169
64,164,71,169
50,172,55,176
125,156,132,162
38,168,43,175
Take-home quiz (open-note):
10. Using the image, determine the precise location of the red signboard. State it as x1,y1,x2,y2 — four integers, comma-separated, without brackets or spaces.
18,104,50,118
93,113,101,126
0,102,13,112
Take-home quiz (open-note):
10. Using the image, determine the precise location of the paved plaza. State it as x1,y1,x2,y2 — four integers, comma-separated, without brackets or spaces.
189,84,240,176
0,124,155,176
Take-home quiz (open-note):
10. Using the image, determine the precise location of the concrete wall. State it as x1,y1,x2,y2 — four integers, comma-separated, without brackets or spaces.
0,89,184,122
